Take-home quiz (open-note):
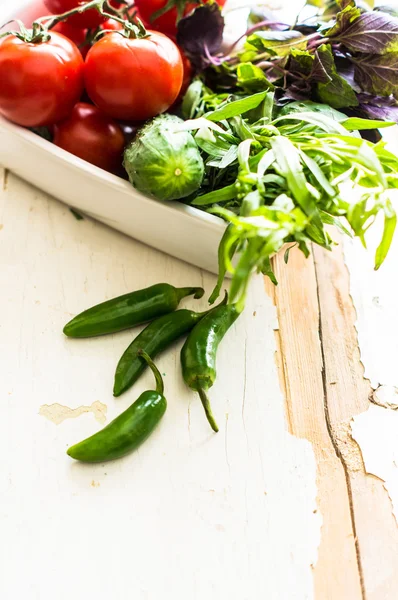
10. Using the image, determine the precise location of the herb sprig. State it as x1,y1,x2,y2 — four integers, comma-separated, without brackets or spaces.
182,82,398,309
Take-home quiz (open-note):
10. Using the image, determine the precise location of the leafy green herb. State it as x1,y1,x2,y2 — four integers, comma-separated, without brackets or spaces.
202,0,398,122
237,63,273,92
246,30,308,57
206,91,270,121
178,85,397,308
315,45,359,108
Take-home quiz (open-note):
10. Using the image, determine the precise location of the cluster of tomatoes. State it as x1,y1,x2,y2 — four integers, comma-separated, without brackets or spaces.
0,0,223,174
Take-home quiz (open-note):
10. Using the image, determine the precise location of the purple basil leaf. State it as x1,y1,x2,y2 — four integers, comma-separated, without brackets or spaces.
356,92,398,122
351,52,398,95
177,4,224,70
334,56,362,91
294,23,320,35
330,11,398,54
314,45,358,108
289,49,330,84
283,82,313,102
289,49,314,77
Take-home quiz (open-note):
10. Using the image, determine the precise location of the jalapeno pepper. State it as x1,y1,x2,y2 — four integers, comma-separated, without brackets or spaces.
67,351,167,463
181,302,241,433
63,283,204,338
113,294,228,397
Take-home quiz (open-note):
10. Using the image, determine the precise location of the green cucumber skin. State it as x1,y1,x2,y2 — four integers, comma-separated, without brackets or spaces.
124,114,204,202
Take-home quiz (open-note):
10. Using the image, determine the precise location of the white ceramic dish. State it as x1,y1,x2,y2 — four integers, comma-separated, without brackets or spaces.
0,0,236,274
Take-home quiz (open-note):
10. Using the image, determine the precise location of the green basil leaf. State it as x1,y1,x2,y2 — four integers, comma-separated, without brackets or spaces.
342,117,396,130
270,136,314,215
284,244,297,264
315,45,359,109
237,139,253,171
182,80,205,120
246,30,307,57
300,151,337,196
192,184,237,206
375,203,397,269
260,256,278,284
274,111,349,134
207,145,239,169
237,62,273,92
206,91,270,122
320,211,353,237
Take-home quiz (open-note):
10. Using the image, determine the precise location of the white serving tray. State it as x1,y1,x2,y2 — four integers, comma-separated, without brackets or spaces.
0,0,232,274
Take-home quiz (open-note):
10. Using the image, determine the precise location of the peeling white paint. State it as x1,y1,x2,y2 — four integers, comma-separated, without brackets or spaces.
372,386,398,411
351,405,398,524
39,401,107,425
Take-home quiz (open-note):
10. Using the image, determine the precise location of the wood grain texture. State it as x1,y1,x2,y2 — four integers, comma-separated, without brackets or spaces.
268,238,398,600
314,241,398,600
0,168,322,600
267,249,363,600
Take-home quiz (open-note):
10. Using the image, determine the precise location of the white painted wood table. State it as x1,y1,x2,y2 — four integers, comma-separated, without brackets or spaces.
2,155,398,600
2,0,398,594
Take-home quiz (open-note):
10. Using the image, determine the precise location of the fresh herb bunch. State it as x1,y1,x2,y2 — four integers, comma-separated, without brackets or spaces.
178,0,398,122
181,81,397,309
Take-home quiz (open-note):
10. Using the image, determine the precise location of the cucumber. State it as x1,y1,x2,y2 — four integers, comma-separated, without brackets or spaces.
123,114,204,202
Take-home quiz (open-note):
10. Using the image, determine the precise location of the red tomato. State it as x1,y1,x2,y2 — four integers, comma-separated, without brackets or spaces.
53,102,125,173
179,50,193,99
0,33,84,128
101,18,123,31
51,21,89,56
43,0,123,30
134,0,226,36
84,31,183,121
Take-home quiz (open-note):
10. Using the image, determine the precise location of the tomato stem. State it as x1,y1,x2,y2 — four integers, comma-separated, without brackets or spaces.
1,0,147,44
151,0,188,24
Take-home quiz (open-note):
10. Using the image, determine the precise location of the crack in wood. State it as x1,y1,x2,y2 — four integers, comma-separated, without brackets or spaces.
314,258,367,600
269,247,365,599
312,239,398,599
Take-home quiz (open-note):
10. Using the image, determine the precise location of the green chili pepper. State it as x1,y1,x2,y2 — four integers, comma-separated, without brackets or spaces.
63,283,204,338
181,301,241,433
113,294,228,398
67,351,167,463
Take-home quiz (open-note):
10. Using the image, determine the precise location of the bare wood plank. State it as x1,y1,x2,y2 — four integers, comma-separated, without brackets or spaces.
267,248,363,599
313,241,398,600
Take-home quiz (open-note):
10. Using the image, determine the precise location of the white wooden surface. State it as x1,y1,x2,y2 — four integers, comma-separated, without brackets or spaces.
0,168,322,600
3,1,398,596
4,156,398,600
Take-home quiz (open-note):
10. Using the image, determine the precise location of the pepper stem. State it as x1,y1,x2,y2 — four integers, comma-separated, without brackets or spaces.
197,290,228,318
198,388,219,433
176,287,205,302
138,350,164,396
